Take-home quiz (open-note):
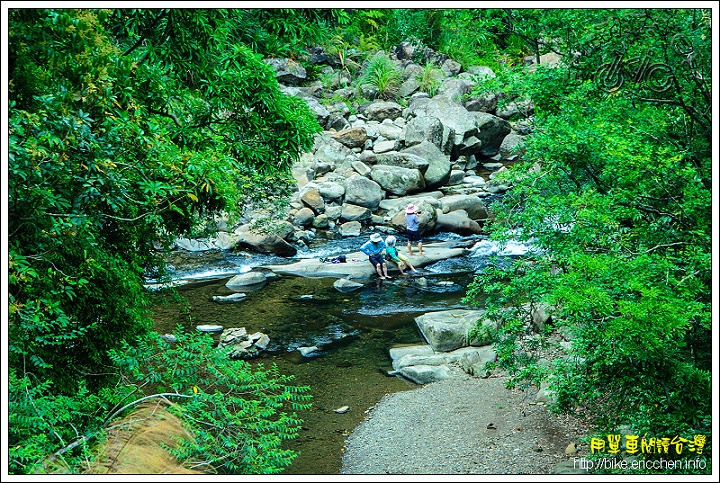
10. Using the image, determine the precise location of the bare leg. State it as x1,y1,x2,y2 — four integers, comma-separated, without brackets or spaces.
376,264,385,279
418,241,423,256
407,241,413,256
382,263,391,279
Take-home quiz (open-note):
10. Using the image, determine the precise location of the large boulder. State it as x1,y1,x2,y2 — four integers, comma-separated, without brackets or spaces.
313,133,358,167
342,175,385,211
340,220,362,237
369,165,425,196
340,203,373,222
401,140,452,189
496,99,534,120
226,271,267,293
440,194,488,220
300,187,325,214
292,207,315,227
401,115,445,150
470,112,512,156
499,133,527,161
308,181,345,202
333,278,364,293
264,58,307,85
360,100,404,121
409,96,478,146
375,151,430,174
457,345,497,378
397,364,455,385
434,210,482,236
414,309,487,352
377,121,404,140
436,77,475,104
232,225,297,257
332,127,368,149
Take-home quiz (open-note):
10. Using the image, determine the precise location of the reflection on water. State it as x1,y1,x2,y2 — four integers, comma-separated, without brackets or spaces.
147,235,532,474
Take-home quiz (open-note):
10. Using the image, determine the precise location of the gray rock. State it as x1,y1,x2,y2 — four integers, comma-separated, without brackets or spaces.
232,224,298,257
293,207,316,227
398,364,454,385
466,65,496,80
361,101,403,121
174,238,214,252
499,133,527,160
298,345,323,357
342,174,385,211
340,220,362,237
333,278,364,293
312,213,330,229
401,140,451,188
435,210,483,236
470,111,512,156
211,293,247,303
300,187,325,214
351,160,372,176
264,57,307,85
448,170,466,185
401,115,445,149
437,77,474,103
313,133,358,166
226,271,267,293
414,309,486,352
332,127,368,149
375,151,430,173
370,165,426,196
440,194,488,220
218,327,270,360
372,140,397,153
458,345,497,378
341,203,373,222
196,324,223,332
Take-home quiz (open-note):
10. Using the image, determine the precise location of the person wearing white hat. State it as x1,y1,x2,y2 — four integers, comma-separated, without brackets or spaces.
405,204,424,256
360,233,391,280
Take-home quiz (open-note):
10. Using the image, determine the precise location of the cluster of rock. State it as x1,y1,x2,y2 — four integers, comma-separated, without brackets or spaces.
388,309,499,385
389,303,571,403
173,42,537,258
217,327,270,360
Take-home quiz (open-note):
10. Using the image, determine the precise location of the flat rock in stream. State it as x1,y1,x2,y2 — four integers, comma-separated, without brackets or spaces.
261,242,469,279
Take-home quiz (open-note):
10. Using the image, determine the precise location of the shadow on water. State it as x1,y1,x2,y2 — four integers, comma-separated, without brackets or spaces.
148,234,534,474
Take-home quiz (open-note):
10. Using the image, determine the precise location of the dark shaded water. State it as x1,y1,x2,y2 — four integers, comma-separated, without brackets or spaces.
148,234,533,474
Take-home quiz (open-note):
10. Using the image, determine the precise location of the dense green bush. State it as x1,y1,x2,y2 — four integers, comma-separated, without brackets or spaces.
8,8,320,473
464,9,711,472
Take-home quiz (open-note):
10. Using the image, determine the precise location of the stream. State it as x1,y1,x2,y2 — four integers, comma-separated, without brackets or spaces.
147,232,534,474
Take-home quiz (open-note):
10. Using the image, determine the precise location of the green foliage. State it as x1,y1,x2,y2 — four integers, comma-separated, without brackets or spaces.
109,329,312,474
8,370,110,474
463,9,711,466
231,9,348,58
356,52,403,100
385,9,444,50
8,8,320,474
418,63,443,97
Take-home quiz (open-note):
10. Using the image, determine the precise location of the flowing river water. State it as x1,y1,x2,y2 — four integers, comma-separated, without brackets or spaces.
147,233,533,474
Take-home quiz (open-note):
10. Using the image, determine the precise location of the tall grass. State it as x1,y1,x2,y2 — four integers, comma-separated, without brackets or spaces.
356,52,404,100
